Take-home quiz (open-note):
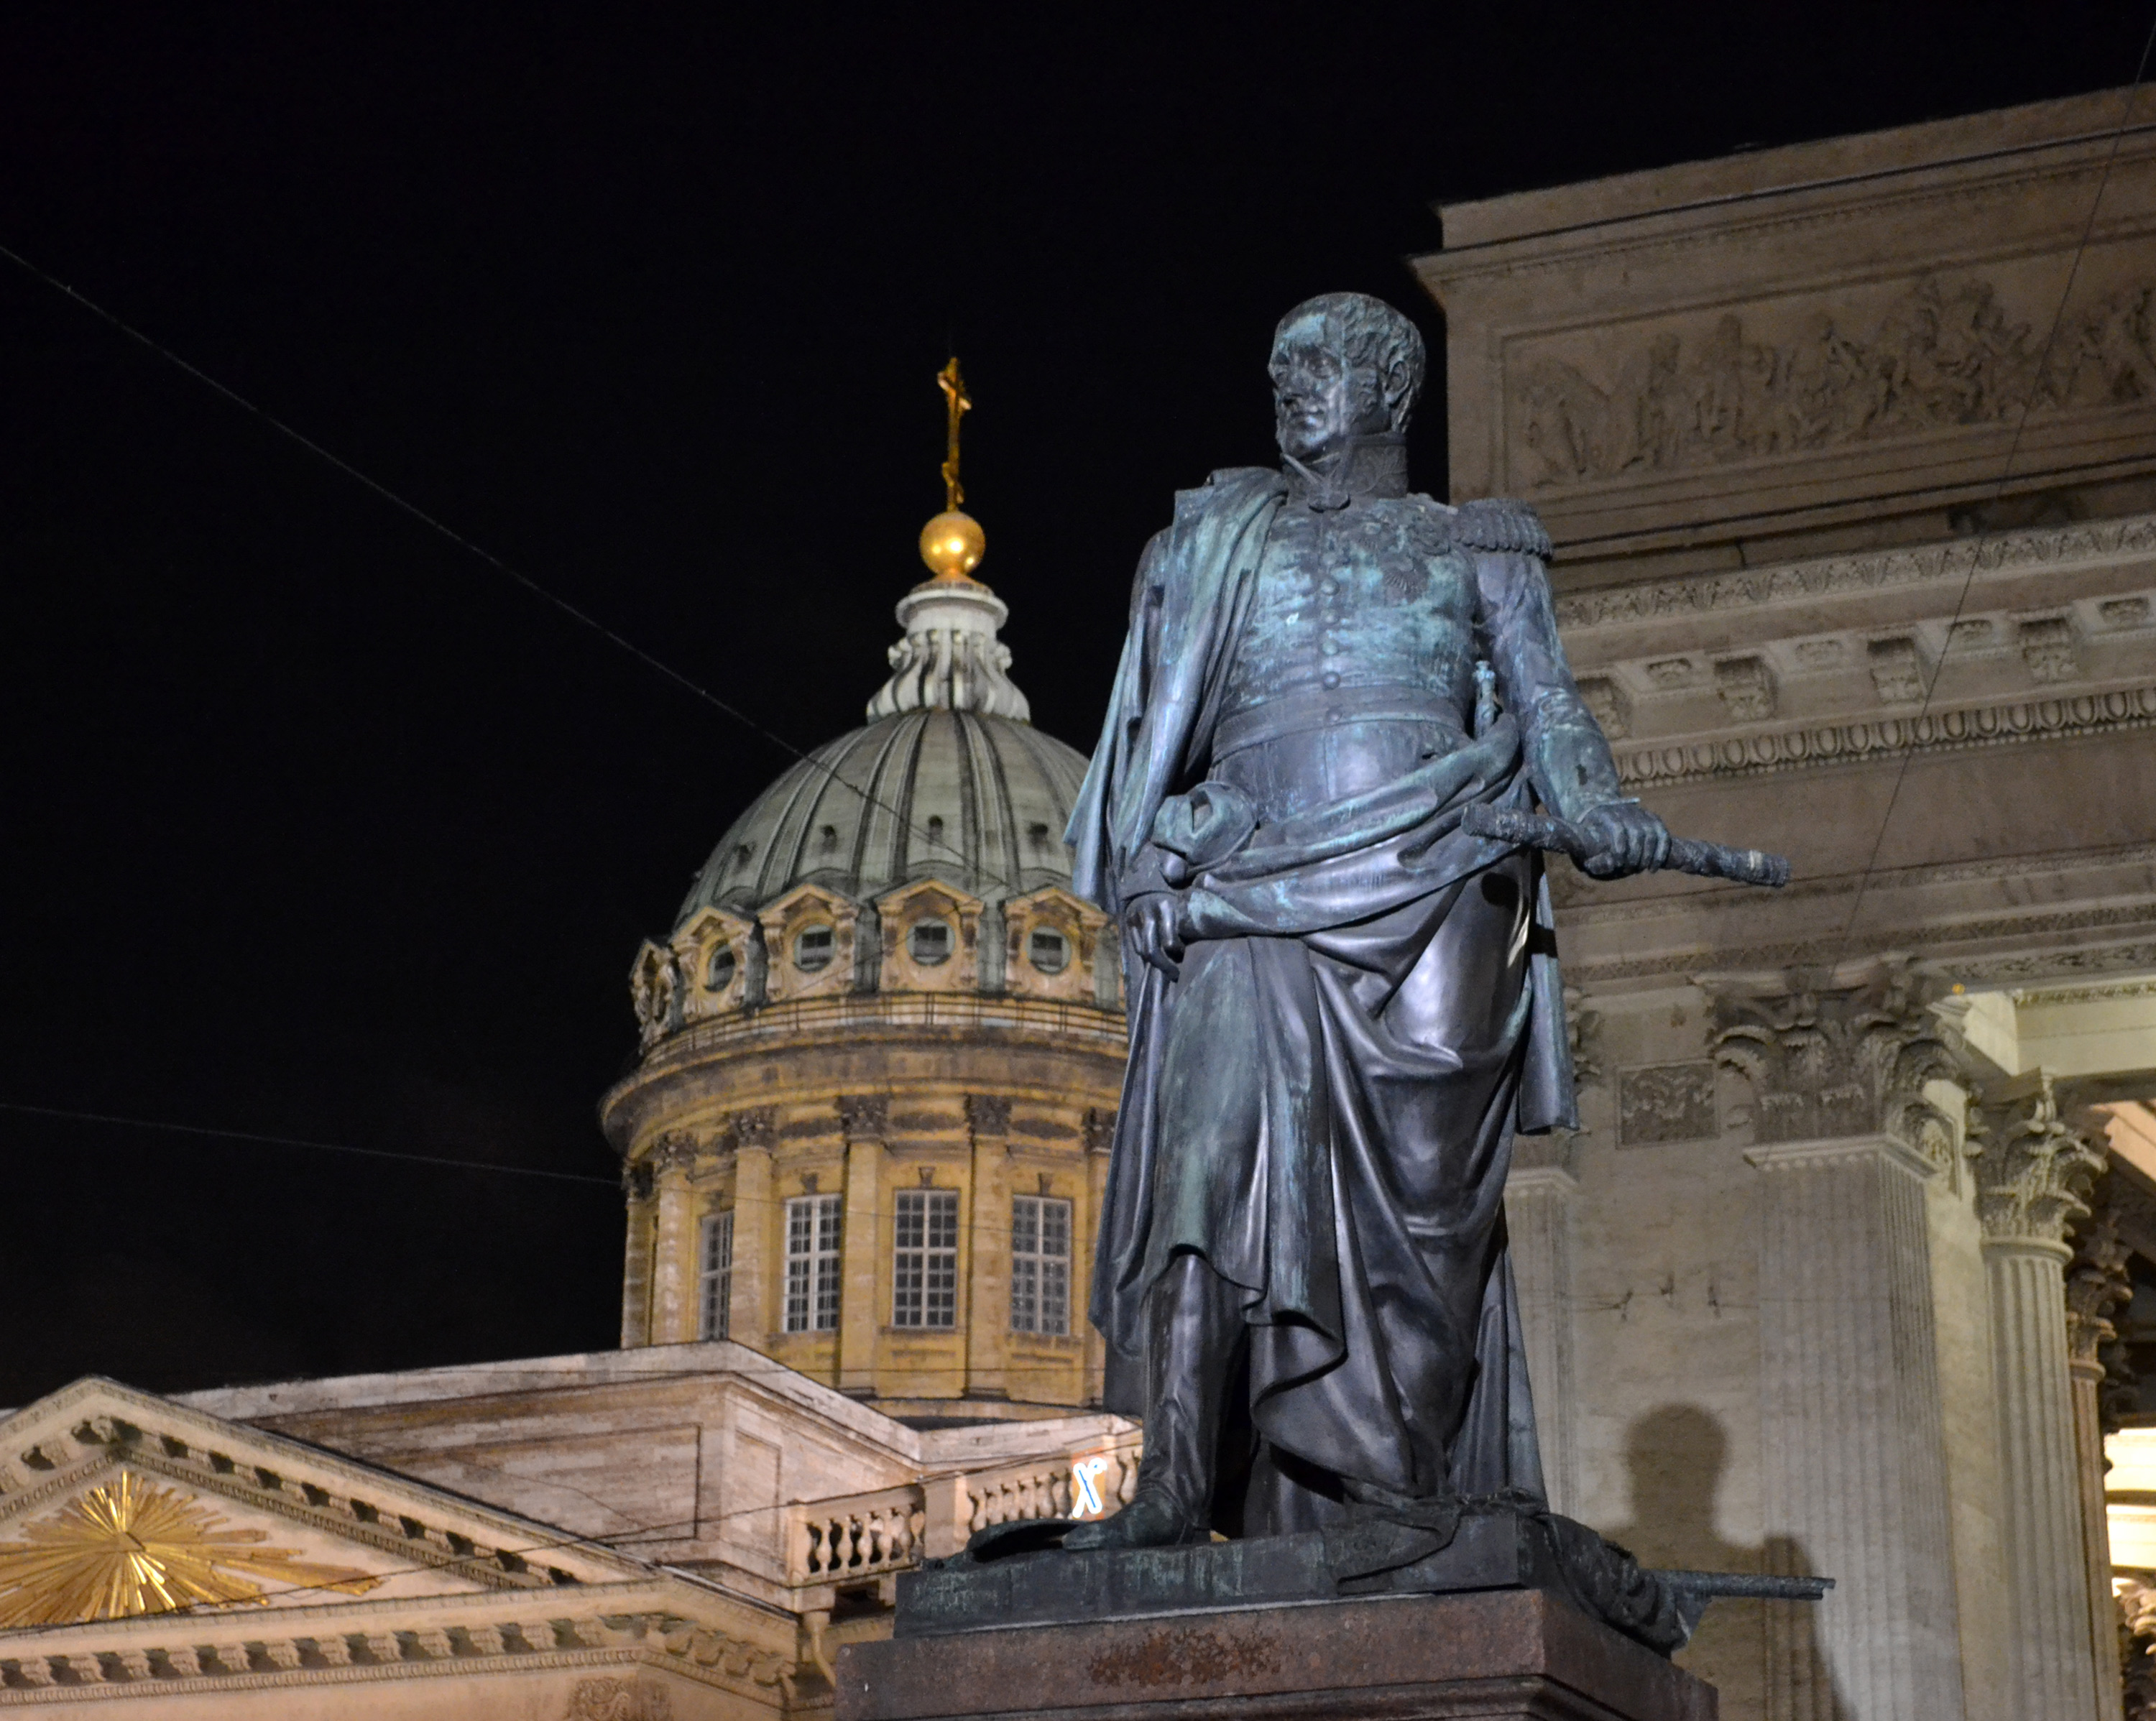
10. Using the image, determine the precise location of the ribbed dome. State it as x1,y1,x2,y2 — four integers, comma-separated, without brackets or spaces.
676,709,1089,924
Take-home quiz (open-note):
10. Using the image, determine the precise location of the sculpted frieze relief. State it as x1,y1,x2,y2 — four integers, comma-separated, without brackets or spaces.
1514,272,2156,489
1617,1061,1718,1145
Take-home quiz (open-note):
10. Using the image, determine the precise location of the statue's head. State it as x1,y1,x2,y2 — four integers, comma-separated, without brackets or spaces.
1268,292,1427,462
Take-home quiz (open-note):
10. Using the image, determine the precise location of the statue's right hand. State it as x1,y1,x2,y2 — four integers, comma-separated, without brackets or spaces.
1126,894,1186,982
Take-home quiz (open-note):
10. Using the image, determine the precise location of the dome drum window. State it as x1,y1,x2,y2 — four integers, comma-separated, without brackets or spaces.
1027,929,1070,974
908,919,955,966
660,905,760,1028
1001,885,1113,1004
794,926,837,972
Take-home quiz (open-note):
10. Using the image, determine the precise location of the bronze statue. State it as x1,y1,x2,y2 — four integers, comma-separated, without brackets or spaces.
1063,293,1677,1551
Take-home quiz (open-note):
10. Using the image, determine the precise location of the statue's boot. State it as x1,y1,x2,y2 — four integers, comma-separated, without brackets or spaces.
1064,1252,1236,1550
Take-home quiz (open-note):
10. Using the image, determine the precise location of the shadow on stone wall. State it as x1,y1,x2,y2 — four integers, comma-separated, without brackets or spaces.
1600,1404,1842,1721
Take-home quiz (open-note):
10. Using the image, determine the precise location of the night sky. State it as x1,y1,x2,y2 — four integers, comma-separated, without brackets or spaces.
1,4,2143,1407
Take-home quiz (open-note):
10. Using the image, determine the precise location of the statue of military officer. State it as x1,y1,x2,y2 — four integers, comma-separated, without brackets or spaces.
1063,292,1669,1550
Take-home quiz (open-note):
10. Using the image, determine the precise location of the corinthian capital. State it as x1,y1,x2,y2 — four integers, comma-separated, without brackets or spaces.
1703,956,1956,1153
731,1107,777,1151
1969,1073,2105,1245
837,1094,890,1140
648,1132,701,1181
2065,1195,2132,1369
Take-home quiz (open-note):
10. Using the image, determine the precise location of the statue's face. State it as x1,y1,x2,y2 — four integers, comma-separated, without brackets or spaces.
1270,313,1391,461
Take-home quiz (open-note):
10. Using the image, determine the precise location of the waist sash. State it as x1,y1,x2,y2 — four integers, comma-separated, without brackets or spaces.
1214,684,1468,760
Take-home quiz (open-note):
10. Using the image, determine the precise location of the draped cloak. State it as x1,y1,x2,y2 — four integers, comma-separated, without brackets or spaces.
1067,466,1579,1517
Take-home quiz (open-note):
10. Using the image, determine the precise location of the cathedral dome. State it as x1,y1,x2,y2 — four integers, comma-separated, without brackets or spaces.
622,555,1117,1051
604,384,1127,1421
675,706,1089,925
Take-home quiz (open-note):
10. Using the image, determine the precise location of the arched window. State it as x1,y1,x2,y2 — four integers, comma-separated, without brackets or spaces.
705,944,737,992
794,926,835,972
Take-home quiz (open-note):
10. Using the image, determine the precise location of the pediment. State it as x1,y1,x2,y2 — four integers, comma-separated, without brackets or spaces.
755,880,858,929
0,1378,650,1630
0,1379,804,1706
875,877,985,919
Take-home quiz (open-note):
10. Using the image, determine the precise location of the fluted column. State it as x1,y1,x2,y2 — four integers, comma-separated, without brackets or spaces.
648,1133,701,1344
1747,1135,1963,1721
838,1095,890,1394
2067,1189,2132,1721
966,1094,1013,1398
1973,1074,2106,1721
731,1109,776,1349
1505,1137,1578,1515
1711,961,1966,1721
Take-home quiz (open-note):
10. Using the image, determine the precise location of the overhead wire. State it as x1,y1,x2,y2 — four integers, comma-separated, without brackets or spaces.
0,1096,1110,1247
0,1100,619,1186
0,240,1027,900
1830,36,2156,962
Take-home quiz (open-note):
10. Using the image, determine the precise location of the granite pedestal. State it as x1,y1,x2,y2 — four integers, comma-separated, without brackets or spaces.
835,1585,1713,1721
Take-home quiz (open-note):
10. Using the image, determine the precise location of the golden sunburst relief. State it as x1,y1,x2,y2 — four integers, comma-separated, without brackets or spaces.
0,1471,383,1628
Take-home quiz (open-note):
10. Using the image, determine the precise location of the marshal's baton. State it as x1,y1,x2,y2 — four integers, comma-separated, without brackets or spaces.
1461,804,1789,889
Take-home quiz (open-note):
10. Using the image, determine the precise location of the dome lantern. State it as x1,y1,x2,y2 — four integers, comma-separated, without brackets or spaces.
869,356,1031,721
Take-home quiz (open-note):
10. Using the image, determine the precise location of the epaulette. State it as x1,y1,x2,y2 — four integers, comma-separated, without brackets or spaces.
1452,497,1553,560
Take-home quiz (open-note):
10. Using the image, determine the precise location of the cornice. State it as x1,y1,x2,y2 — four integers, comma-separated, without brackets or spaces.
0,1618,788,1704
1942,939,2156,986
630,992,1128,1074
1555,840,2156,931
1615,682,2156,788
1743,1132,1940,1179
2012,977,2156,1008
1568,903,2156,989
1421,146,2156,289
1556,515,2156,635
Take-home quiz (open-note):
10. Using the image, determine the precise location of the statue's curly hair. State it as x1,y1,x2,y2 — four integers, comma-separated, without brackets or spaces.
1270,292,1427,433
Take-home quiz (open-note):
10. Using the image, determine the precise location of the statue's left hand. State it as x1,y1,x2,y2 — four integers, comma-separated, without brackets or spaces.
1125,893,1189,982
1574,800,1672,879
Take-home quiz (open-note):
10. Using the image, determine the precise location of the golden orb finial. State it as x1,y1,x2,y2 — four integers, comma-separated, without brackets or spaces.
919,508,986,581
919,356,985,583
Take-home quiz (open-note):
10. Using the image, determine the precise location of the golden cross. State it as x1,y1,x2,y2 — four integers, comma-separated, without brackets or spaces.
937,356,972,511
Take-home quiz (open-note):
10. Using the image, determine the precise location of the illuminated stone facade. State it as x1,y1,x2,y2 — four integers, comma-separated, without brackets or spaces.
1417,86,2156,1721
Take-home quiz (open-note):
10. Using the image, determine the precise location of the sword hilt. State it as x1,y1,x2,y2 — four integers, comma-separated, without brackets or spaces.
1462,804,1789,889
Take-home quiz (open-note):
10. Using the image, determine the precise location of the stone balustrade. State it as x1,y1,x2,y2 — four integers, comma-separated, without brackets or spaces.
787,1484,926,1586
780,1441,1144,1594
964,1460,1071,1532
